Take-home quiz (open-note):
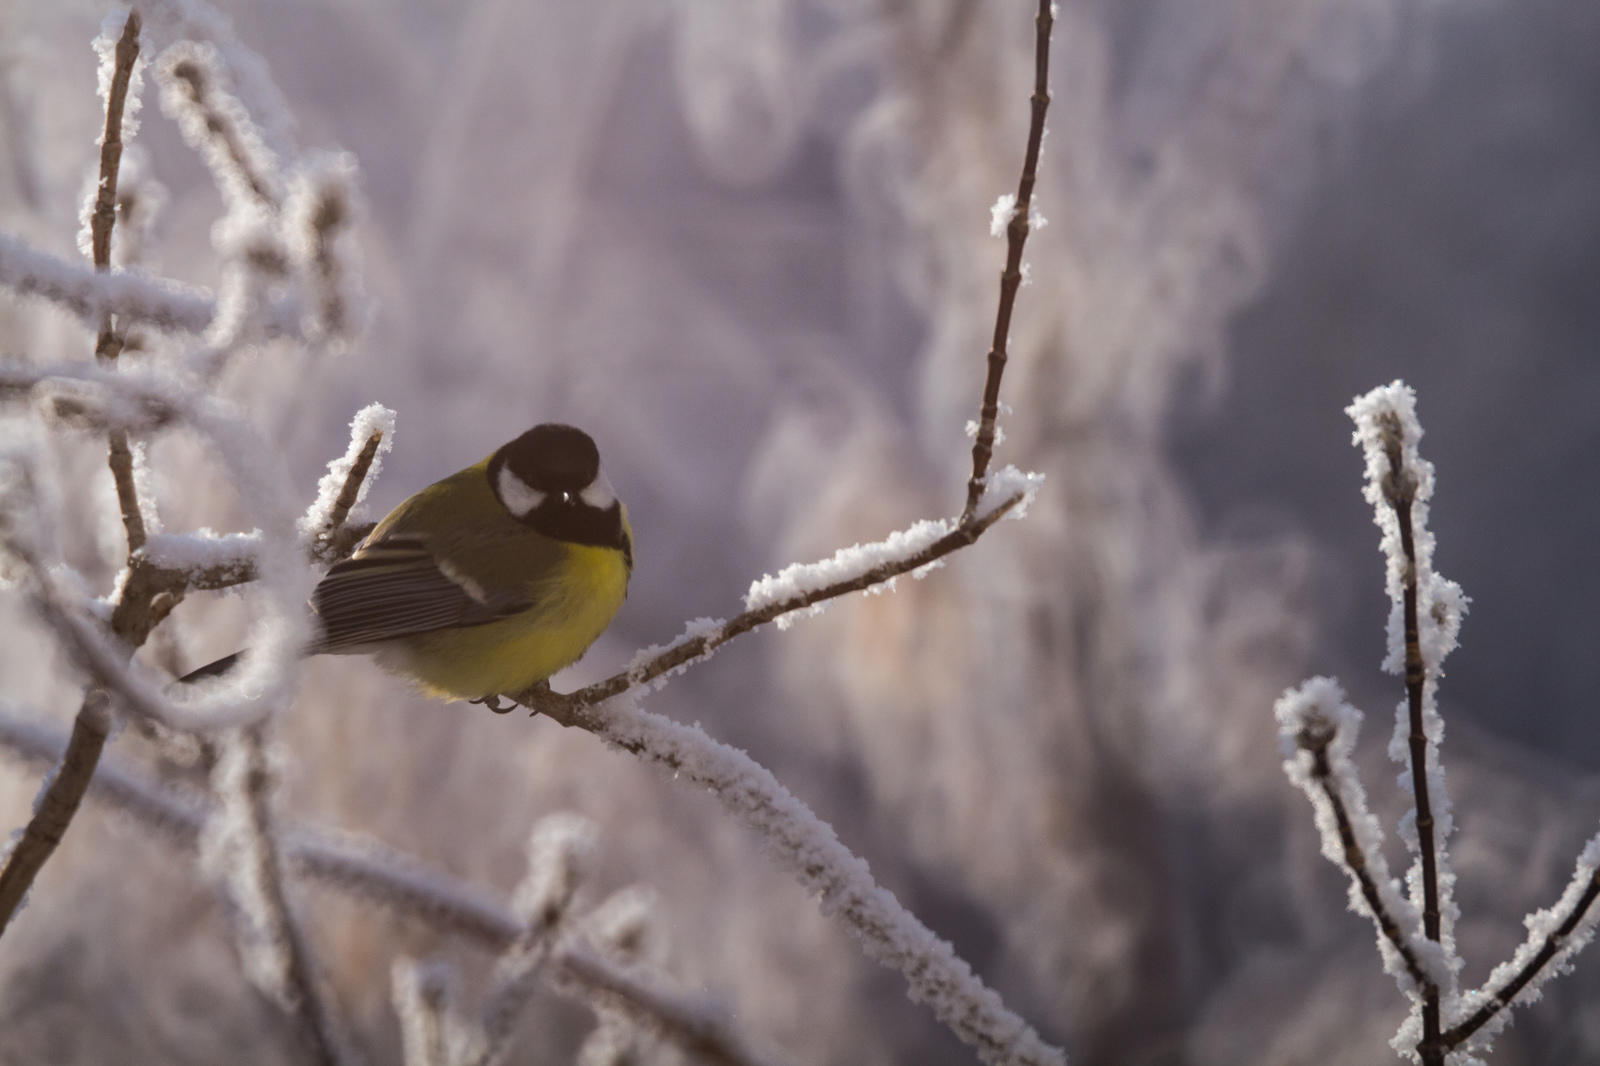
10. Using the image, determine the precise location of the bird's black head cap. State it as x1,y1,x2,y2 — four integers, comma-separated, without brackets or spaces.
495,423,599,491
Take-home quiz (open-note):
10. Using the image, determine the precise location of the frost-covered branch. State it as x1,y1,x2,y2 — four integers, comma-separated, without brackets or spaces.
0,13,158,938
516,467,1042,714
202,726,350,1066
0,691,112,935
89,8,146,364
1442,835,1600,1054
0,232,214,333
393,958,458,1066
301,403,393,557
555,944,789,1066
962,0,1052,522
1347,383,1469,1062
468,815,596,1066
532,694,1063,1066
0,706,523,948
1276,679,1443,1000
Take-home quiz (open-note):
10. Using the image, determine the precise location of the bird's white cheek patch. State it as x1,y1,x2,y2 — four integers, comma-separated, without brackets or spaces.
498,467,546,517
580,472,616,510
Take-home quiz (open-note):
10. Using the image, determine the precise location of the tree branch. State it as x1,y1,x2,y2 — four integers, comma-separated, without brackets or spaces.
0,691,112,934
961,0,1052,522
1378,415,1444,1062
0,9,150,941
527,695,1063,1066
0,706,524,948
1296,716,1433,993
207,726,351,1066
513,490,1026,715
1441,849,1600,1051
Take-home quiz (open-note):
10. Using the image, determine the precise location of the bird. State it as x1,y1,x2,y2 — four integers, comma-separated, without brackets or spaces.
181,423,632,709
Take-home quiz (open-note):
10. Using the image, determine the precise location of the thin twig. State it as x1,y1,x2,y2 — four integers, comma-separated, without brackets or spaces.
1440,869,1600,1050
323,433,382,534
218,726,351,1066
0,10,149,941
0,691,112,933
1297,718,1434,994
961,0,1052,522
556,945,789,1066
91,8,141,365
1379,418,1444,1062
513,493,1023,714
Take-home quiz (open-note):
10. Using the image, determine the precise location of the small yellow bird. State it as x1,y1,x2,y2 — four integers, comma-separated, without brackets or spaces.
184,424,632,705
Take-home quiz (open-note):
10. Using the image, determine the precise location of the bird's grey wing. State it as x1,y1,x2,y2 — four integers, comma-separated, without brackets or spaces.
309,534,531,652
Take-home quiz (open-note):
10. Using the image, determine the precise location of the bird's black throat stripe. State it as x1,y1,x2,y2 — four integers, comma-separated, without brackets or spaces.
522,495,632,564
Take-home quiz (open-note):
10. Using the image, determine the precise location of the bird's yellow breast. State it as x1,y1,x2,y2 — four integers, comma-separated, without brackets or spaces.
383,542,630,700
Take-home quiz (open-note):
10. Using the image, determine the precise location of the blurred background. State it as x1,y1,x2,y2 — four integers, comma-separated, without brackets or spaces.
0,0,1598,1062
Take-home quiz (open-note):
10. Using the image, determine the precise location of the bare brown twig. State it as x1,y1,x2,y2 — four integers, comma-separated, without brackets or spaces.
961,0,1052,522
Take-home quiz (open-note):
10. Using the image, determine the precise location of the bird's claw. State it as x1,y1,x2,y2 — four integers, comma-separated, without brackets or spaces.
469,694,515,714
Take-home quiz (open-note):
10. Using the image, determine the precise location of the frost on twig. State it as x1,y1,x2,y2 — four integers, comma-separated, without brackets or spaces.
393,957,460,1066
0,705,525,948
284,152,366,346
1347,382,1468,1059
563,887,669,1066
1276,678,1445,1000
1279,383,1600,1064
466,814,597,1066
0,232,214,333
533,694,1064,1066
962,0,1053,522
1443,835,1600,1056
300,403,394,558
201,726,351,1066
525,465,1043,713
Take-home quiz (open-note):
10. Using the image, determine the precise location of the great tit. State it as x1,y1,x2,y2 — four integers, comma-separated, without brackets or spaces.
182,423,632,703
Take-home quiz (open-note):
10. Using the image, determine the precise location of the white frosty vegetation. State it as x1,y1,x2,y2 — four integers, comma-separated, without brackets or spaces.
743,464,1043,629
1279,381,1600,1065
298,402,396,542
549,692,1066,1066
0,3,1071,1065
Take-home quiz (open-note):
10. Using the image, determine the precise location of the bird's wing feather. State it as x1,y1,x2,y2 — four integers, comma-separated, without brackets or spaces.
310,533,531,652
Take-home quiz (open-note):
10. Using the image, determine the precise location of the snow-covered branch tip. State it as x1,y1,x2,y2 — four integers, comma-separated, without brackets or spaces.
1275,678,1445,999
157,39,280,207
301,403,394,558
1279,383,1600,1064
1347,382,1469,1060
962,0,1053,522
